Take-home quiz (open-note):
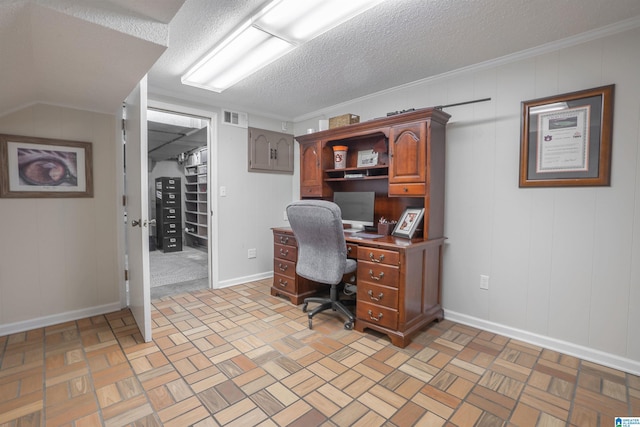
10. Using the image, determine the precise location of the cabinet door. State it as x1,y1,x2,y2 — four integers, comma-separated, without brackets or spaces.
272,134,294,172
389,121,426,184
248,129,271,171
300,140,323,196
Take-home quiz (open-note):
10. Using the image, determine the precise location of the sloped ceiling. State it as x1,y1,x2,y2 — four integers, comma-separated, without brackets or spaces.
0,0,185,116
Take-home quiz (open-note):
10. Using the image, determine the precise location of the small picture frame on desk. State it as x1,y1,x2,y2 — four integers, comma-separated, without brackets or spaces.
392,207,424,239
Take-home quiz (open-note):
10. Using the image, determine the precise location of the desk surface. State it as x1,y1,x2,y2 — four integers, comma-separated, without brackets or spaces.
273,226,445,251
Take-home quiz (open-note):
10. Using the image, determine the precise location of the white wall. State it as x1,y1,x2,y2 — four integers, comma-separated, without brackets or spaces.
293,27,640,372
148,94,294,287
0,104,121,331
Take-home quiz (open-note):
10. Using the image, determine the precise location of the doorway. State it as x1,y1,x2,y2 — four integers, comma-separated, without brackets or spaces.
146,107,213,299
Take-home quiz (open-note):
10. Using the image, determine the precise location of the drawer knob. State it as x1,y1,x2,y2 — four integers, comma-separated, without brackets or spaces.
278,263,288,272
279,248,289,256
367,290,384,301
278,279,288,287
367,310,383,322
368,270,385,281
280,236,289,244
369,252,385,263
403,187,408,192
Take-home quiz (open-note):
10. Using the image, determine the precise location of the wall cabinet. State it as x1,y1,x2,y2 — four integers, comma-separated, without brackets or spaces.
248,127,294,173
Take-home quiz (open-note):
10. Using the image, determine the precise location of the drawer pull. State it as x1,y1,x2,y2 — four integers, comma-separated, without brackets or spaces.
347,246,352,253
369,252,385,263
278,263,288,272
367,290,384,301
279,248,289,257
280,236,289,244
368,269,384,281
367,310,383,322
278,279,288,287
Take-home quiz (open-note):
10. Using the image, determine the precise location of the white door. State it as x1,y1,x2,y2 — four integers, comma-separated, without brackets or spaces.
124,77,152,342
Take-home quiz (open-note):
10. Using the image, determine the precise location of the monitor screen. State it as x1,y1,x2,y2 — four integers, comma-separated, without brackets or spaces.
333,191,375,231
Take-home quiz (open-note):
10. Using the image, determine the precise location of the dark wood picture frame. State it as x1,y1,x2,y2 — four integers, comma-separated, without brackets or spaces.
519,84,614,187
392,207,424,239
0,134,93,198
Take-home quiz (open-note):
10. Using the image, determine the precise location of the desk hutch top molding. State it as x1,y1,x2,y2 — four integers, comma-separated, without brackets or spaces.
271,108,451,347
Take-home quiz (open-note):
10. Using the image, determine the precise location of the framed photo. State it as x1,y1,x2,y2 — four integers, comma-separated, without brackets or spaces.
0,134,93,198
357,149,378,168
519,84,614,187
392,207,424,239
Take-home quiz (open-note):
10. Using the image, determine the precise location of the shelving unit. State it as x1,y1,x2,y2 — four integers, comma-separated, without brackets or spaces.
184,161,208,248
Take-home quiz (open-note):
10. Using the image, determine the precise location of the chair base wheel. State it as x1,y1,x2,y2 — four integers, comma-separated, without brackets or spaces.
344,321,353,330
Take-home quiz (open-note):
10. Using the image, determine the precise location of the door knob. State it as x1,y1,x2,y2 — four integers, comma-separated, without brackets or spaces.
144,219,156,227
131,219,141,227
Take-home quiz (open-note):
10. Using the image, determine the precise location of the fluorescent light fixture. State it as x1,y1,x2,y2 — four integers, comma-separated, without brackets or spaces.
182,0,386,92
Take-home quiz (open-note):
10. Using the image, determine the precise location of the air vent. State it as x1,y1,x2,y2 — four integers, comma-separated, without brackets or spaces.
222,109,248,128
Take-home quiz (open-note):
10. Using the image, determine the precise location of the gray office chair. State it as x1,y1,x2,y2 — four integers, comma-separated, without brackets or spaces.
286,200,357,330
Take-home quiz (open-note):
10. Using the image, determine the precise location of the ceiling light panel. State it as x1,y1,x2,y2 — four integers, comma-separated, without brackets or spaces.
182,0,386,92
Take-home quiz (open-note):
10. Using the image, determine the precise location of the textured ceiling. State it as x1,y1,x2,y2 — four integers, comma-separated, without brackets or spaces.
1,0,640,121
148,0,640,121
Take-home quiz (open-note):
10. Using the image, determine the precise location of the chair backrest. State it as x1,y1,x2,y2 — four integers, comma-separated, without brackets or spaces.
286,200,347,285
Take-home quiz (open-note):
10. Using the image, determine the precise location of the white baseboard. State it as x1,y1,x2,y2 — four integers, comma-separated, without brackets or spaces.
215,272,273,289
444,309,640,376
0,302,123,336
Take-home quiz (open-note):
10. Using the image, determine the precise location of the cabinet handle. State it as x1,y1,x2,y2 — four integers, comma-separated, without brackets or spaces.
279,248,289,256
278,263,288,272
280,236,289,244
369,252,385,263
278,279,288,287
367,290,384,301
368,269,384,281
367,310,383,322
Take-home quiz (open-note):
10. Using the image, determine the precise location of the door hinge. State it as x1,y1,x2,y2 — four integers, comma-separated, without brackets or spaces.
124,269,129,281
122,195,127,206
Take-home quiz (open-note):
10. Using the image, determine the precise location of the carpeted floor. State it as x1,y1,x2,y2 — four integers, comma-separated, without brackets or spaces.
149,245,208,288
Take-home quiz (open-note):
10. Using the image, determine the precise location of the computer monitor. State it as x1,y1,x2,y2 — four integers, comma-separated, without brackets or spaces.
333,191,375,232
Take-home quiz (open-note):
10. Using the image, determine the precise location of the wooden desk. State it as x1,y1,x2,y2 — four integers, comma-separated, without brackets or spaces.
271,227,444,347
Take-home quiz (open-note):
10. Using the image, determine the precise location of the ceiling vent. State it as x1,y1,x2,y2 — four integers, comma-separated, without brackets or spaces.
222,109,248,128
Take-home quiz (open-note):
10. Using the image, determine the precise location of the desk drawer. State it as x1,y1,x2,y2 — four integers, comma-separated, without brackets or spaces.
357,262,399,288
357,247,400,266
274,243,297,262
388,183,426,196
274,232,296,247
358,282,398,310
274,258,295,279
346,243,358,259
273,273,296,293
357,301,398,330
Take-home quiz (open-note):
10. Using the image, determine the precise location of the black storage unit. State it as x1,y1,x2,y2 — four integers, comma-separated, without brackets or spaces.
155,177,182,252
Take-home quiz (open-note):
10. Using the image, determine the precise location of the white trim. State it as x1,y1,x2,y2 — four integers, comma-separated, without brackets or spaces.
0,303,122,336
146,99,219,292
444,309,640,376
216,272,273,289
293,15,640,123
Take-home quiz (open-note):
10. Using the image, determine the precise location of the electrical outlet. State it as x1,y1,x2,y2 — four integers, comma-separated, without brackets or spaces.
220,186,227,197
480,275,489,290
248,248,257,259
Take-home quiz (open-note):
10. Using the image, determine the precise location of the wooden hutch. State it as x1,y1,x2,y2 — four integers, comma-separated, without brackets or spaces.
272,107,450,347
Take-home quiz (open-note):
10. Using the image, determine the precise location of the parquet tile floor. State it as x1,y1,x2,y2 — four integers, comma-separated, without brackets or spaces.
1,279,638,426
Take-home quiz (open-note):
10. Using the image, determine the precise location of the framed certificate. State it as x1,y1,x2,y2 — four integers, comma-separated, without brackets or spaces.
519,85,614,187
